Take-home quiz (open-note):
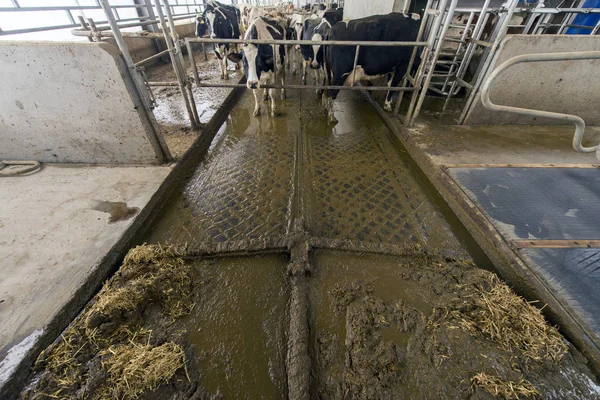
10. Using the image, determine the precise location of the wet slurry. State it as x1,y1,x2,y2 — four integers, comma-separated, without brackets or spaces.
140,88,600,398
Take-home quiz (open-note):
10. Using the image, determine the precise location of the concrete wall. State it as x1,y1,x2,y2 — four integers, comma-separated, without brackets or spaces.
464,35,600,126
344,0,409,20
120,22,198,65
0,41,166,163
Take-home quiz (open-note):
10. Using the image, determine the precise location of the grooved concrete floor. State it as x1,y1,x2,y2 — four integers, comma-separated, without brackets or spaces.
148,89,466,254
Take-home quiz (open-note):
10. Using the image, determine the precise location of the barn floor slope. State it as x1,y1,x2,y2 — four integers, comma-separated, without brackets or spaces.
376,106,600,370
0,165,171,387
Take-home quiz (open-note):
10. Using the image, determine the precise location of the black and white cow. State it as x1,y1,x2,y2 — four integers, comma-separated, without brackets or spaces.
228,17,286,117
196,1,241,79
300,17,332,91
323,12,421,122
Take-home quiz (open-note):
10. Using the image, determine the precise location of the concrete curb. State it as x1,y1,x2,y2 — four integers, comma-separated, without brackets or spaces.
0,80,246,400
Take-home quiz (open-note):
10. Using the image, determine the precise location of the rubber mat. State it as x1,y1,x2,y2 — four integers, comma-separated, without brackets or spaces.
520,248,600,333
449,168,600,240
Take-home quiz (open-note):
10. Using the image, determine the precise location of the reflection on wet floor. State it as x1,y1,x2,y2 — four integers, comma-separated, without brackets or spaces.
148,88,466,256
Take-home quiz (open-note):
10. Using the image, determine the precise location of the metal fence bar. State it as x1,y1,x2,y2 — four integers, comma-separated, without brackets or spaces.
134,48,171,66
153,0,200,129
458,0,520,125
194,83,419,91
409,0,459,126
480,51,600,160
186,39,201,84
189,38,429,47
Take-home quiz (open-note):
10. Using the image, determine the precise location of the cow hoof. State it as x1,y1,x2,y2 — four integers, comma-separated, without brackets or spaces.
384,101,393,112
271,111,278,117
292,69,297,76
253,109,261,117
316,89,323,97
328,113,338,124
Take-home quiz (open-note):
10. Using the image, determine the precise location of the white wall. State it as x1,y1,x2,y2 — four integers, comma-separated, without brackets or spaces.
0,41,165,164
344,0,410,20
464,35,600,126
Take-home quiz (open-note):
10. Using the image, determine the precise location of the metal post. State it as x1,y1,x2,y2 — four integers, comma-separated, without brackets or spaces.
272,44,277,84
98,0,154,109
153,0,200,128
441,11,474,98
351,45,360,86
186,38,201,84
408,0,459,126
458,0,519,124
161,0,187,68
98,0,171,162
394,0,434,117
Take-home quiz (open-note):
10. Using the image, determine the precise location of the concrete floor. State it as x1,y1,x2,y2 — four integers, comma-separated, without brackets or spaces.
0,164,171,386
374,101,600,372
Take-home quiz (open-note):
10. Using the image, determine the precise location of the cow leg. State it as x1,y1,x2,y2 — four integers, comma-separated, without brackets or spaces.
314,68,322,96
269,88,277,117
252,89,261,117
222,55,229,80
302,60,307,85
384,72,396,111
263,88,269,101
325,96,337,124
291,49,297,75
280,68,286,99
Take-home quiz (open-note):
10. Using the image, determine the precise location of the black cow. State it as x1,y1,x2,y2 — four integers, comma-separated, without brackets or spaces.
196,1,241,79
300,17,332,91
323,8,343,25
323,13,421,122
228,17,286,117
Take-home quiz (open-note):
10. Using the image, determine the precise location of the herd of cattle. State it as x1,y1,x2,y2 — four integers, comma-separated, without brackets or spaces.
195,1,421,121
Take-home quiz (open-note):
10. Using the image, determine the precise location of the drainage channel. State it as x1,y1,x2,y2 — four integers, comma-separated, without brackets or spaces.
24,88,600,399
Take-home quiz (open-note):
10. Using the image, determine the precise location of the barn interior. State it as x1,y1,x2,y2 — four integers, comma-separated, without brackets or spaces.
2,0,600,399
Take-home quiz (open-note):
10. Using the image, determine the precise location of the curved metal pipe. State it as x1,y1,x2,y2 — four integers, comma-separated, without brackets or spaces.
480,51,600,157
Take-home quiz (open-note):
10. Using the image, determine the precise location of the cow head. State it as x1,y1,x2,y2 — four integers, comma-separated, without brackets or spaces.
228,45,274,90
196,14,208,37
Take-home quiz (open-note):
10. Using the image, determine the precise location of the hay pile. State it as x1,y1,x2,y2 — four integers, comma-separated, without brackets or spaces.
26,244,194,400
101,342,186,399
471,373,540,399
450,273,567,364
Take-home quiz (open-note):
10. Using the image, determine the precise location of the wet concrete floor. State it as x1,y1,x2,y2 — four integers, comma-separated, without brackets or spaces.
140,87,506,397
147,88,470,256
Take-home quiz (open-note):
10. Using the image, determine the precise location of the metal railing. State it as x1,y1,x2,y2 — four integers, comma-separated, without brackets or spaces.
0,0,205,37
480,50,600,161
415,0,600,124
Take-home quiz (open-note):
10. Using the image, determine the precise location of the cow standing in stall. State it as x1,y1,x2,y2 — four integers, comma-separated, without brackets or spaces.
323,13,421,122
286,13,307,75
227,17,286,117
196,1,241,79
300,9,343,91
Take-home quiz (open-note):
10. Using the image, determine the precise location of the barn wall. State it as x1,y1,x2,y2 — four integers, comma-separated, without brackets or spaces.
464,35,600,126
0,41,165,164
344,0,409,20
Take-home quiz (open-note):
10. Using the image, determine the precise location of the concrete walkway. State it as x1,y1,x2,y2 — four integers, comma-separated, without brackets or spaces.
372,100,600,372
0,165,171,388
